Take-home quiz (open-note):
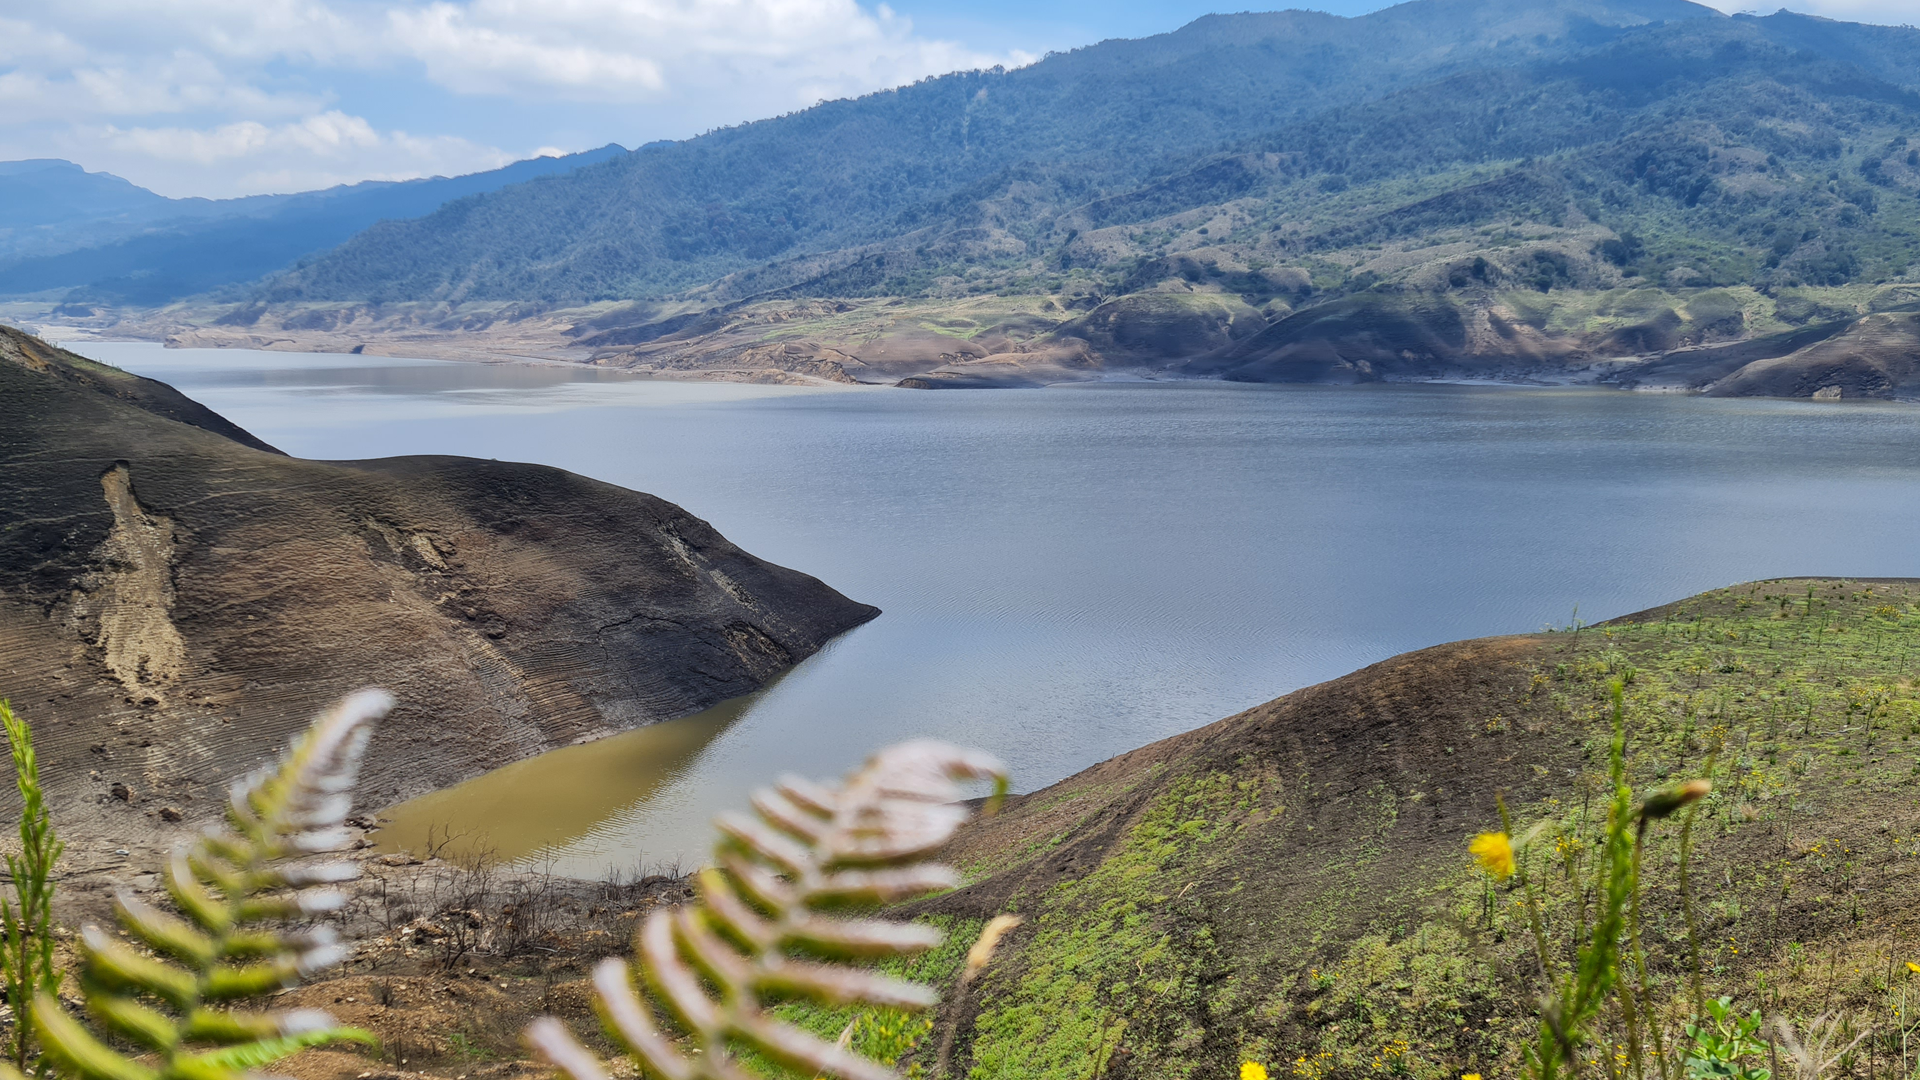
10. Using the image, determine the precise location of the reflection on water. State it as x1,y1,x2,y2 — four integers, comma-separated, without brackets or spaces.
66,342,857,432
62,340,1920,877
166,361,644,396
374,687,758,870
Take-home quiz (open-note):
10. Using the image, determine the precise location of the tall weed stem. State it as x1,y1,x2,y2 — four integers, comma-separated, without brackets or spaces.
0,702,61,1075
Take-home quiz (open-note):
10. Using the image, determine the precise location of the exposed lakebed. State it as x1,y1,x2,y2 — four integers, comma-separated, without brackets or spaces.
66,340,1920,875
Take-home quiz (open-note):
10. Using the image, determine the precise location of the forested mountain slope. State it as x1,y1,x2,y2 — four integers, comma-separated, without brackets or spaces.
260,0,1726,304
108,0,1920,398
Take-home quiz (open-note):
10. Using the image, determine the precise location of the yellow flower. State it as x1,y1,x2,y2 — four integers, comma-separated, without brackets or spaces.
1470,832,1515,879
1907,962,1920,975
1243,1063,1270,1080
1464,1074,1484,1080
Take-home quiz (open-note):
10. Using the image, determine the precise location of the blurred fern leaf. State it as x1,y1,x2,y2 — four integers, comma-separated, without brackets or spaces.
30,689,392,1080
527,739,1009,1080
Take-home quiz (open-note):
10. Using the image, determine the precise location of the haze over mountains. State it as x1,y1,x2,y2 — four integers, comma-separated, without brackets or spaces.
0,147,626,307
18,0,1920,396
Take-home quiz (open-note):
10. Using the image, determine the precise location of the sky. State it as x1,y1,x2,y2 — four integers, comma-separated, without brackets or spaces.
4,0,1919,200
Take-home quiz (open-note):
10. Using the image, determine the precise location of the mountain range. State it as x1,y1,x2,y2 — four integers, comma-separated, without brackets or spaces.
22,0,1920,396
0,146,627,307
254,0,1920,304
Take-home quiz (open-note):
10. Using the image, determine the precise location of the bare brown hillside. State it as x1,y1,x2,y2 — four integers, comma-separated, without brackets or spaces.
0,325,877,846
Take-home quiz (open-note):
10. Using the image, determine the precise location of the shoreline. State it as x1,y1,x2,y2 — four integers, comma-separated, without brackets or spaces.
53,333,1920,402
16,286,1920,400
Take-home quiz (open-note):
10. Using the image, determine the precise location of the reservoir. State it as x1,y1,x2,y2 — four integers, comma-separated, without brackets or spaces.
66,340,1920,876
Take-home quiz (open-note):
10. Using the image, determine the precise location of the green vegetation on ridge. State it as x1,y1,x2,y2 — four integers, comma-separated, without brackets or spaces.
930,579,1920,1079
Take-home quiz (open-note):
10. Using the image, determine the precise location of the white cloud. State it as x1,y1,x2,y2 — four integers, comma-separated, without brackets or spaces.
0,42,327,124
7,120,464,197
0,0,1020,197
69,112,509,194
385,0,1013,108
389,3,666,96
28,0,369,65
0,17,87,67
107,111,428,162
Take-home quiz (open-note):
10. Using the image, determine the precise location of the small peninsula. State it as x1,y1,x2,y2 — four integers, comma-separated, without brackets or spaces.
0,324,877,847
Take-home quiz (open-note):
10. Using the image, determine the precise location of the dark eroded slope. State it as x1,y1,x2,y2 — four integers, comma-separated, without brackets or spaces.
0,326,876,841
1703,310,1920,399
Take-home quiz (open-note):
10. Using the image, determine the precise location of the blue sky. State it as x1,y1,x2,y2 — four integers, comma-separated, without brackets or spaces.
2,0,1914,199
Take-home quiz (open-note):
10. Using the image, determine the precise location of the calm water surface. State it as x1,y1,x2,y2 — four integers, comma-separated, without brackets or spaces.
63,340,1920,874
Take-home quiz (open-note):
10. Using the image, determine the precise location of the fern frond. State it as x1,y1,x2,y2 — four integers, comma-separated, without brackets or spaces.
527,739,1008,1080
34,690,392,1080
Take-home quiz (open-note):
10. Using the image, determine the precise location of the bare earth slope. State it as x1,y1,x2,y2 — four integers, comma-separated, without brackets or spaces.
1702,310,1920,399
102,284,1920,400
0,325,877,844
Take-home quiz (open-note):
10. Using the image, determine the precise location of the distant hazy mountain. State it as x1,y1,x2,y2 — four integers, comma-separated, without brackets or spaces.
0,146,628,306
0,160,179,234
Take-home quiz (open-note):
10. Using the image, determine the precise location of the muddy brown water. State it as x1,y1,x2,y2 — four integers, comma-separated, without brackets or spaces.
65,340,1920,876
372,690,751,874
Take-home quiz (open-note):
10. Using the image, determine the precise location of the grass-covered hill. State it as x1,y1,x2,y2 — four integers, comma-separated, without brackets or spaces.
259,0,1920,316
909,578,1920,1079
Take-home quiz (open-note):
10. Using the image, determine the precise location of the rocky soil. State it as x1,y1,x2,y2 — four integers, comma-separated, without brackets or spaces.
32,830,700,1080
